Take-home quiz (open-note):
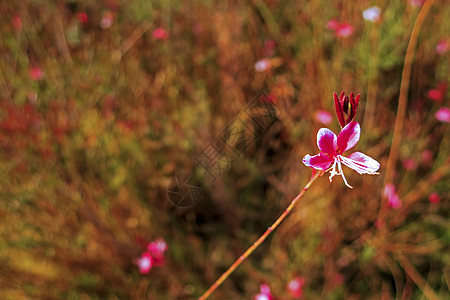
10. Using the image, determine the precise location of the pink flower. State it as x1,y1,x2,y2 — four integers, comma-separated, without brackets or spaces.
332,273,344,286
303,122,380,188
402,158,417,171
362,6,382,22
420,149,433,164
12,16,22,30
375,219,385,229
100,11,113,29
327,20,354,38
436,39,449,54
254,284,273,300
335,23,354,38
435,107,450,123
264,39,276,56
29,67,44,81
409,0,425,7
427,89,443,102
78,12,88,24
429,192,440,204
287,276,305,298
384,183,401,209
315,110,332,125
137,252,153,274
136,238,168,273
254,59,271,72
152,27,168,40
326,19,340,31
147,238,168,266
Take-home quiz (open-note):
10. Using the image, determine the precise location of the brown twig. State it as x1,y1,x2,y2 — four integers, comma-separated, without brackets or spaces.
397,255,440,300
384,0,434,185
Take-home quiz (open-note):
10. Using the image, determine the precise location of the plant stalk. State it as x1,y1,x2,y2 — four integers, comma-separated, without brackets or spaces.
199,170,323,299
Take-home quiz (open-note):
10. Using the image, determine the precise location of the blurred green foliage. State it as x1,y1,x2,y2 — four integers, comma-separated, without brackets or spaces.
0,0,449,299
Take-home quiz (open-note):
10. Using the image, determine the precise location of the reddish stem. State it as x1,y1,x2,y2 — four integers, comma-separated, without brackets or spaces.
198,170,323,299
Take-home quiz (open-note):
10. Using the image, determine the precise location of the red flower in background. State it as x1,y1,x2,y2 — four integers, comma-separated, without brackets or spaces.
12,16,22,30
427,83,446,102
315,110,332,125
78,12,88,24
335,23,354,38
136,238,168,274
436,39,449,54
137,252,153,274
435,107,450,123
287,276,305,298
29,66,44,81
327,19,354,38
152,27,168,40
384,183,401,209
254,284,273,300
100,11,113,29
147,238,168,267
429,193,440,204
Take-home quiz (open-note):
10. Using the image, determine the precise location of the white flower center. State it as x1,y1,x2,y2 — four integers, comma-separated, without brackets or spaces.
327,156,353,188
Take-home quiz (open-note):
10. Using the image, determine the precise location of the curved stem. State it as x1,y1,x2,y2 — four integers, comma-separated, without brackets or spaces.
384,0,434,185
199,170,323,299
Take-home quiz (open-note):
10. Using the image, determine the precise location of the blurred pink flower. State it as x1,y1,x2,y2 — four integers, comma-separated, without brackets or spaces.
429,192,440,204
12,16,22,30
148,238,168,266
427,89,444,102
152,27,168,40
315,110,332,125
264,39,276,56
254,59,271,72
435,107,450,123
137,252,153,274
100,11,113,29
402,158,417,171
336,23,354,38
326,19,340,31
254,284,273,300
436,39,449,54
303,122,380,188
29,67,43,81
420,149,433,164
333,273,344,286
327,19,354,38
409,0,425,7
362,6,382,22
427,83,446,102
384,183,401,209
287,276,305,298
375,219,385,229
136,238,168,273
78,12,88,24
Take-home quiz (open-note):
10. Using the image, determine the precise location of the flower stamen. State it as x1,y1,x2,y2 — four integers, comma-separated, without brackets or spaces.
337,157,353,188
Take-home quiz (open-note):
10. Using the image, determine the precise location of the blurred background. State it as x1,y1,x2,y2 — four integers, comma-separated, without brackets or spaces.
0,0,449,299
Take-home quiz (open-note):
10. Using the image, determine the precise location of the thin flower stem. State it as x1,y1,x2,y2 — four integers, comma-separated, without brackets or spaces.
198,170,323,300
384,0,434,185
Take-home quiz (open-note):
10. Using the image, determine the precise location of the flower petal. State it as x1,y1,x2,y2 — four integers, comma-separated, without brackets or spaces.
337,121,360,153
303,153,334,170
340,152,380,174
317,128,337,154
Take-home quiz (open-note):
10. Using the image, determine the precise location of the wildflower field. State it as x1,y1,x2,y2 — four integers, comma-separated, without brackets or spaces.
0,0,449,299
